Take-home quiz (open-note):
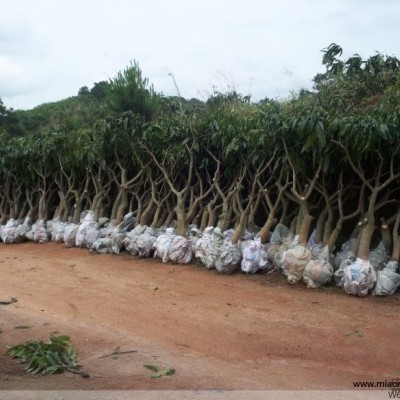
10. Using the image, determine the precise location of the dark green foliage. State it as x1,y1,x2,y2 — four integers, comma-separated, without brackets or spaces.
7,335,87,376
106,60,162,120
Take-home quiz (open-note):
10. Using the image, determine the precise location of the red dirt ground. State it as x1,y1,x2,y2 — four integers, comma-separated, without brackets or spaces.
0,242,399,390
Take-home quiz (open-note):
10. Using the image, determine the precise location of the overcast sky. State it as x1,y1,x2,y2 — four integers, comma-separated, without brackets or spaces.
1,0,399,110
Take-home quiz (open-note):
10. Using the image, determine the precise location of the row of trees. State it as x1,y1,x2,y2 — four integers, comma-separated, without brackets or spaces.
1,44,399,260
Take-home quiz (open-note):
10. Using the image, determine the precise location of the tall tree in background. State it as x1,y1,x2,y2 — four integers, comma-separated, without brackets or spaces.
107,60,161,120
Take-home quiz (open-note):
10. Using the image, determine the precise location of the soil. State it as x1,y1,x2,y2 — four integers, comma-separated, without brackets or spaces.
0,242,399,390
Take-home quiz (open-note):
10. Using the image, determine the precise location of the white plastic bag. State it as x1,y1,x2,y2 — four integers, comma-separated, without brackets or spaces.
64,224,79,247
215,241,242,274
343,258,377,297
91,237,113,254
33,220,49,244
303,246,333,288
205,227,224,269
51,221,67,243
153,228,174,263
136,232,157,258
195,227,214,265
282,245,311,284
241,237,269,274
373,261,400,296
269,223,290,245
1,219,17,244
368,242,388,271
168,235,193,264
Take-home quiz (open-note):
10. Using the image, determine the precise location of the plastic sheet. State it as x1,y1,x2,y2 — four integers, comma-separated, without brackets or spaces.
121,212,136,232
91,237,113,254
153,228,174,263
1,219,17,244
168,235,193,264
368,242,389,271
124,225,145,255
241,237,269,274
135,232,157,258
51,221,67,243
333,239,356,271
343,258,377,296
75,211,98,248
188,226,202,254
33,220,49,244
14,218,31,243
302,245,333,288
110,229,126,254
195,227,214,265
205,227,224,269
215,241,241,274
270,223,290,245
282,245,312,284
84,225,101,248
373,261,400,296
334,257,356,287
64,224,80,247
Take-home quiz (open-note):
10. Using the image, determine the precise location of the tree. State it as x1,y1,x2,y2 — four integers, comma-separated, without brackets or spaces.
107,60,161,120
78,86,90,96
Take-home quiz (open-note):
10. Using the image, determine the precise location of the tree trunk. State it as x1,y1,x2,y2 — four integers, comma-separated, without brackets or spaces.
257,215,277,244
199,208,209,231
380,219,392,253
314,208,327,244
174,195,186,237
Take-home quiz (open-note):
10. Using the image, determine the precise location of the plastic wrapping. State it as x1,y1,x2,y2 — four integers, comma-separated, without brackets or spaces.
153,228,174,263
282,245,312,284
135,232,157,258
1,219,17,244
51,221,67,243
302,245,333,288
64,224,80,247
110,229,126,254
188,226,202,253
270,223,290,245
333,239,356,271
91,237,113,254
373,261,400,296
33,220,49,244
121,212,136,232
334,257,356,287
368,242,388,271
14,222,31,243
25,222,37,242
215,241,242,274
240,237,269,274
75,224,88,247
195,227,214,265
343,258,377,296
168,235,193,264
75,211,97,248
268,233,294,269
84,225,101,248
306,229,317,248
124,225,146,255
205,227,224,269
240,228,256,241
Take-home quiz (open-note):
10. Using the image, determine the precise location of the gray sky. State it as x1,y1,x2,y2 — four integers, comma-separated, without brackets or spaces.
1,0,399,110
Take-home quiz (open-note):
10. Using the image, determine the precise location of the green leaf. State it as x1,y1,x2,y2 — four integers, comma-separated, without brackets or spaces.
6,335,84,376
151,367,176,379
143,364,161,372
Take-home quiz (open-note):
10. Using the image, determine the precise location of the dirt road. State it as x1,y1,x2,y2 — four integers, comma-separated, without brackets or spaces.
0,242,399,390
